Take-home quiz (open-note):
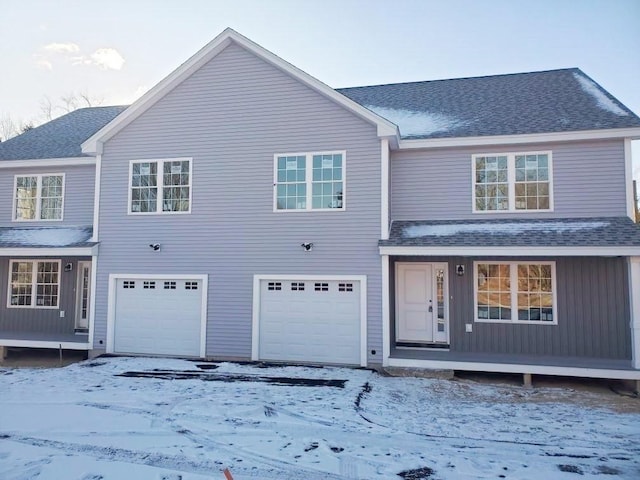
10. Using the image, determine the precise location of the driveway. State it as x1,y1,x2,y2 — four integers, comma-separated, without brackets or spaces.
0,357,638,479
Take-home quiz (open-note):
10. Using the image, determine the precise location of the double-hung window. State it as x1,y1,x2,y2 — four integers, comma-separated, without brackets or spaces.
474,261,556,324
129,158,192,214
13,174,64,221
8,260,61,308
274,151,345,211
473,152,552,212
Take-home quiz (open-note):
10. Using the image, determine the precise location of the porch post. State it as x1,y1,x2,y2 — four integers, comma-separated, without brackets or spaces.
629,257,640,370
381,254,390,367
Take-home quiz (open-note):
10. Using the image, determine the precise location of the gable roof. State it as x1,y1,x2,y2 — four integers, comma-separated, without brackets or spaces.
0,106,127,161
81,28,398,154
338,68,640,140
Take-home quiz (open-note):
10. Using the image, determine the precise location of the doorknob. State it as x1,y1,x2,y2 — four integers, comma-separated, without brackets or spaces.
428,299,433,312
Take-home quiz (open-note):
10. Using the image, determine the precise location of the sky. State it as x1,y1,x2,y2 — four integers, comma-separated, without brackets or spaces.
1,0,639,175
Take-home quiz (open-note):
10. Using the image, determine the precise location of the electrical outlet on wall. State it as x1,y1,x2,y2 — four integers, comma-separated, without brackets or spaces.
465,323,472,333
60,311,65,318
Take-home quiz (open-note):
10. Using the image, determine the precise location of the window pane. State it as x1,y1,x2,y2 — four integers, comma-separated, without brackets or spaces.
474,156,508,211
517,263,554,322
477,263,511,320
15,176,38,220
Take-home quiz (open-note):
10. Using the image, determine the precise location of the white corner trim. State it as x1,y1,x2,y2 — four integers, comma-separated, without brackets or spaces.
91,154,102,241
0,157,96,169
381,139,390,239
106,273,209,357
386,357,640,380
379,245,640,257
87,255,98,349
82,29,398,155
0,246,97,256
624,139,634,220
252,274,368,367
398,127,640,150
381,255,390,367
629,257,640,369
0,339,91,350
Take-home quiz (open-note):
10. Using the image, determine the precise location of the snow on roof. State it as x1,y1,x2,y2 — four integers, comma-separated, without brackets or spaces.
573,73,628,117
365,105,469,137
404,221,609,238
0,227,92,247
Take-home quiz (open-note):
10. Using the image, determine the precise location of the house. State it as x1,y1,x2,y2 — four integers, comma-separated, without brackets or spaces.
1,28,640,382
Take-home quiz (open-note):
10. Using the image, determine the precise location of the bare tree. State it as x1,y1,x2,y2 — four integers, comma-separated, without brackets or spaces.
39,96,54,121
0,114,18,142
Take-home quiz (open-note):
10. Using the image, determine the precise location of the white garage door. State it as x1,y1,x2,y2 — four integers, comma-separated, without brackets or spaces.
258,279,362,365
113,277,204,357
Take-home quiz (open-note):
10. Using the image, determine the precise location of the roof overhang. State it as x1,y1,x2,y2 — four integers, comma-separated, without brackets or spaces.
81,28,400,155
397,127,640,150
0,157,96,169
380,245,640,257
0,245,98,256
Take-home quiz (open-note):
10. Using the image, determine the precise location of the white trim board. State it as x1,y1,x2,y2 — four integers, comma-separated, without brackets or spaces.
105,273,208,358
0,247,97,256
0,339,91,350
0,157,96,169
251,274,368,367
379,246,640,257
82,28,398,155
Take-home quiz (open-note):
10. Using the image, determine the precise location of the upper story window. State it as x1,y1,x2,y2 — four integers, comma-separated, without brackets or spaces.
8,260,60,309
129,158,192,214
472,152,552,212
274,151,345,211
13,174,64,221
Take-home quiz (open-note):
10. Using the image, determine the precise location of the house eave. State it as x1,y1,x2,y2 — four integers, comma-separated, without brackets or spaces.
0,245,98,256
0,157,96,168
397,127,640,150
379,245,640,257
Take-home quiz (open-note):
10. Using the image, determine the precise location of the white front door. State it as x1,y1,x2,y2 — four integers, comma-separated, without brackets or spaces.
396,262,448,344
75,261,91,330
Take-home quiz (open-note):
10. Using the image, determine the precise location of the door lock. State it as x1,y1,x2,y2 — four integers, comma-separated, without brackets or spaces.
428,299,433,312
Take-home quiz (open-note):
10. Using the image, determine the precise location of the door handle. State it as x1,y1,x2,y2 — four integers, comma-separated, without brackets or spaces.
428,300,433,313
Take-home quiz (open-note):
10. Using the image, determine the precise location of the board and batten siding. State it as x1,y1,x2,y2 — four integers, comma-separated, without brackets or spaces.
391,257,631,361
0,256,90,335
0,164,95,227
93,42,383,363
391,139,626,220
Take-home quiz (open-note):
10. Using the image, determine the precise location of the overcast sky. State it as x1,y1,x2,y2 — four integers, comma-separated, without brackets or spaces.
2,0,639,174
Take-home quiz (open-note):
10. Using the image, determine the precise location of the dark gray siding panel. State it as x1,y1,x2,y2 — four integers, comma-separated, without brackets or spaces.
0,256,90,335
391,256,631,361
391,139,626,220
0,165,95,227
93,43,383,363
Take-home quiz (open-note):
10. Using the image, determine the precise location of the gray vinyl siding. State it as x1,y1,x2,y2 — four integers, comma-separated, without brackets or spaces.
391,139,626,220
0,256,90,335
93,42,383,363
391,256,631,362
0,164,95,226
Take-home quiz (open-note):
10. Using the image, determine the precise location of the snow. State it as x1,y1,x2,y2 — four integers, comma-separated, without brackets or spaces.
0,227,90,247
404,221,609,238
365,105,468,137
573,73,629,116
1,357,639,479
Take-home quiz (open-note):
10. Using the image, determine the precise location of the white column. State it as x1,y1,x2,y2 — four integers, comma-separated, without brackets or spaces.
629,257,640,369
381,254,390,366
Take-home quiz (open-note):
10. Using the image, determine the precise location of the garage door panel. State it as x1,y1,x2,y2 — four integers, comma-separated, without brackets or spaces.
113,278,203,357
259,279,362,365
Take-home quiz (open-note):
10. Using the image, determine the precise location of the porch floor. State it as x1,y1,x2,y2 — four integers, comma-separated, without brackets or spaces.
0,330,89,347
390,347,635,371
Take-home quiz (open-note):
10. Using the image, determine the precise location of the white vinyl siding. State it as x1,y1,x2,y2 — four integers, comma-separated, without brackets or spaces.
128,158,192,214
274,151,345,211
474,261,557,325
7,259,61,309
472,152,552,213
13,174,65,221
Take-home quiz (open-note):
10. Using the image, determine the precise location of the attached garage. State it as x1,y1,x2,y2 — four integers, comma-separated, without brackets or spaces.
108,275,207,357
253,276,366,366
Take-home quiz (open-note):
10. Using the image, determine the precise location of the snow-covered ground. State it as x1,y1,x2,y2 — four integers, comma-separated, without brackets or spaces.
0,357,638,479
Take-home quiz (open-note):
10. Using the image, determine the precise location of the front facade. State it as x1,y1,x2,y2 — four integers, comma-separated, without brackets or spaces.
1,29,640,380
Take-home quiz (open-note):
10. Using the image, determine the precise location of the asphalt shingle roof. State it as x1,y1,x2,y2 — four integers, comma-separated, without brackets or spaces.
0,106,127,161
380,217,640,248
338,68,640,140
0,226,95,248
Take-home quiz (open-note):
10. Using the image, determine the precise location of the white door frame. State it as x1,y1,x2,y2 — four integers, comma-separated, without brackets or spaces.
106,273,208,357
75,261,92,330
395,262,449,345
252,274,368,366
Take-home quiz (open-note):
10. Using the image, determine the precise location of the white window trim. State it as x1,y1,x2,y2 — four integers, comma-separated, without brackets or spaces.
127,158,193,215
12,173,65,222
471,151,553,213
272,150,347,212
473,261,558,325
7,259,62,309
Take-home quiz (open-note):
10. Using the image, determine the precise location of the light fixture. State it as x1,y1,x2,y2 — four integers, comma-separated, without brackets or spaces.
301,242,313,252
64,263,73,272
456,264,465,276
149,243,161,251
